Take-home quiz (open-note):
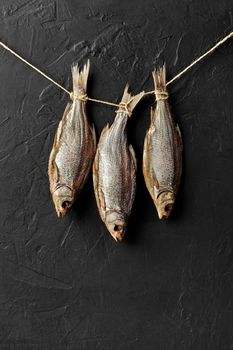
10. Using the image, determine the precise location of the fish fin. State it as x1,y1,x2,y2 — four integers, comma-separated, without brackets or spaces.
174,124,183,189
129,144,137,171
52,102,72,148
93,149,106,221
176,124,183,152
62,102,72,118
99,123,110,143
50,102,72,155
71,59,90,94
123,144,137,215
57,102,72,139
48,102,72,192
176,124,182,139
152,64,167,92
153,186,158,200
93,124,109,209
150,106,156,124
72,124,96,192
142,132,159,201
48,154,60,193
48,124,61,187
93,123,110,220
92,152,99,200
52,160,60,184
120,84,144,114
48,130,62,192
91,124,96,148
99,189,106,215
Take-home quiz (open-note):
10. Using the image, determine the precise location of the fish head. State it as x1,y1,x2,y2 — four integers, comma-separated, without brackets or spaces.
156,191,175,220
52,186,74,217
105,210,126,242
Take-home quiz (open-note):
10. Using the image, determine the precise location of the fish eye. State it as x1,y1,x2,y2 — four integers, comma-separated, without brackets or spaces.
164,203,172,212
62,201,70,209
114,224,122,232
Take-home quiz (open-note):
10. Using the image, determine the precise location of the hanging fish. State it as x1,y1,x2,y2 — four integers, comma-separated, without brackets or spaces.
48,60,96,217
143,65,182,219
93,86,144,241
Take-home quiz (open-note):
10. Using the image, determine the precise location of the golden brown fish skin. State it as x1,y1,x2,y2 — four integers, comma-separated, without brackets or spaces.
143,65,182,219
48,60,96,217
93,86,144,241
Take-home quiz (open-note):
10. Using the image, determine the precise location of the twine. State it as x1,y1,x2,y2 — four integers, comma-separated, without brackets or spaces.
1,30,233,108
154,90,169,101
87,97,120,108
70,92,88,102
144,31,233,96
0,42,70,96
116,102,132,117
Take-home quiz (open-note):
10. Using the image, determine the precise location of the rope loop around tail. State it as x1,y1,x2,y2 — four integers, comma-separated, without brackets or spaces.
154,90,169,101
70,92,88,102
115,102,132,117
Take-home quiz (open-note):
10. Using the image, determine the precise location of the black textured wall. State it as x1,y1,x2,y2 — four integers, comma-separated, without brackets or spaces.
0,0,233,349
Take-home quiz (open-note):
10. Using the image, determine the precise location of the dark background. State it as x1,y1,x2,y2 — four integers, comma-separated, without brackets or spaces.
0,0,233,349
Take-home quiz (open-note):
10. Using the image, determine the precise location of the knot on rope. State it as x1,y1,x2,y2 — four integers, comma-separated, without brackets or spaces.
154,90,169,101
70,92,88,102
116,102,132,117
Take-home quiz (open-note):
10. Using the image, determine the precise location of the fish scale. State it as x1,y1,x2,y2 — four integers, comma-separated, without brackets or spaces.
143,65,182,219
151,105,175,190
98,113,130,212
48,60,96,217
93,87,144,241
55,103,86,183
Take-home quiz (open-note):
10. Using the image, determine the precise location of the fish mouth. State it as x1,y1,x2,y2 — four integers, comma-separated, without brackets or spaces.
104,210,126,242
157,201,174,219
56,209,66,218
57,210,65,218
156,191,175,220
56,200,72,218
110,224,126,242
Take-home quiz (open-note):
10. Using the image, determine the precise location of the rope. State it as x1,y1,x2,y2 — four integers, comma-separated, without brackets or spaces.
0,41,70,96
1,30,233,106
144,31,233,96
116,102,132,117
70,92,88,102
154,90,169,101
87,97,120,108
166,31,233,87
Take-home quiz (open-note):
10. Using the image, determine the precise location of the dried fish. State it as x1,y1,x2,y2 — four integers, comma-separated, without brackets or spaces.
143,65,182,219
48,60,96,217
93,86,144,241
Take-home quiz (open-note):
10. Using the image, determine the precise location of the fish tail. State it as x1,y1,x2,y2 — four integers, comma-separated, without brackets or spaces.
71,59,90,94
120,84,144,114
152,64,167,93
